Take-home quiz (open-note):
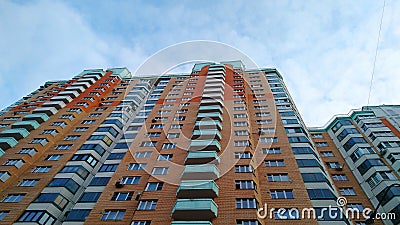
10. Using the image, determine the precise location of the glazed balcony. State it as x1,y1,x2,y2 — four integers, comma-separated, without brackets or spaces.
22,113,49,124
181,164,220,180
171,199,218,221
12,120,40,131
177,180,219,198
189,140,221,151
185,151,220,165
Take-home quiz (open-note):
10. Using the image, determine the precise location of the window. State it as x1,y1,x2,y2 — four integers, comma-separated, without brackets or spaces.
138,200,158,210
170,124,183,129
167,133,180,138
34,193,69,209
132,221,151,225
321,151,334,157
2,194,25,202
262,148,281,154
234,140,250,147
30,138,48,146
315,142,328,147
292,147,313,154
48,178,79,194
101,210,125,221
145,182,164,191
33,166,51,173
52,121,67,128
121,176,141,185
4,159,24,167
312,133,323,138
0,211,8,221
235,152,252,159
255,112,270,117
357,159,385,175
235,180,255,189
288,136,309,143
157,154,173,161
265,160,285,167
89,113,102,117
258,127,275,135
107,152,126,160
88,135,113,146
42,129,58,136
128,163,147,170
234,114,247,118
296,159,320,168
267,174,289,182
235,130,249,136
141,141,157,147
89,177,110,186
70,154,97,167
260,137,278,143
152,167,168,175
150,124,164,129
19,179,39,187
339,187,356,196
332,174,348,181
326,162,342,169
135,151,152,158
162,143,176,149
82,120,95,125
307,189,335,200
234,122,248,127
270,189,294,199
99,164,119,172
146,132,161,137
235,165,253,173
236,198,257,209
64,135,80,141
56,144,72,150
18,211,56,223
60,114,74,120
301,173,326,183
46,154,62,161
236,220,259,225
257,120,272,125
78,192,102,202
111,192,134,201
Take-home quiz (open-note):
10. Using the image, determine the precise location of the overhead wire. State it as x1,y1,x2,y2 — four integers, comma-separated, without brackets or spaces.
367,0,386,106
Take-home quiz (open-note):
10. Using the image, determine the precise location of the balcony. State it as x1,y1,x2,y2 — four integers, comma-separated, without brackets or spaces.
65,86,85,93
171,199,218,221
194,120,222,130
192,130,221,140
22,113,49,124
0,128,30,140
171,222,212,225
12,120,40,131
70,81,91,89
177,180,218,198
198,105,223,114
0,148,4,157
50,95,73,104
57,90,79,98
196,113,222,122
41,101,66,110
208,65,225,72
78,77,96,84
189,140,221,151
181,164,220,180
185,151,220,165
200,98,223,106
32,107,58,116
0,137,18,150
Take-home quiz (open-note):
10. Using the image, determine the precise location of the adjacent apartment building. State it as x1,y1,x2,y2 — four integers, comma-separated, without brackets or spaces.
0,61,398,225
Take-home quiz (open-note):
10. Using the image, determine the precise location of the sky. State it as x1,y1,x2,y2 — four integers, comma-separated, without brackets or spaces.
0,0,399,127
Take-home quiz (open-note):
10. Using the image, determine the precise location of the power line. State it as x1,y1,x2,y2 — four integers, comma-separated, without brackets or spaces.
367,0,386,106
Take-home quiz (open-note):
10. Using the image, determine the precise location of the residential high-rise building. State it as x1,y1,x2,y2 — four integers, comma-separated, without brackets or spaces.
0,61,397,225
